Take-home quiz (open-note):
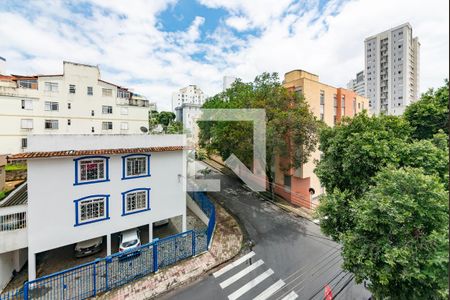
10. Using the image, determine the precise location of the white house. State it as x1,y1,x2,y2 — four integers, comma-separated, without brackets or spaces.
0,61,153,155
1,134,186,287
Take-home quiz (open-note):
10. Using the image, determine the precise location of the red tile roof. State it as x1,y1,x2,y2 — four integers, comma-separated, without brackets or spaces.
8,146,185,160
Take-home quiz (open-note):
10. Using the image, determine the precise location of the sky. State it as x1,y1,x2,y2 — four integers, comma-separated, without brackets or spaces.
0,0,448,111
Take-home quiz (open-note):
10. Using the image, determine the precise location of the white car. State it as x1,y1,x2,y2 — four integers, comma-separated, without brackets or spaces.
119,228,141,252
74,237,103,258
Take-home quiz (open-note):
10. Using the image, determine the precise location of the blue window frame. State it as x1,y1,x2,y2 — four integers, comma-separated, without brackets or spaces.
121,188,151,216
74,156,110,185
121,154,151,180
74,194,110,226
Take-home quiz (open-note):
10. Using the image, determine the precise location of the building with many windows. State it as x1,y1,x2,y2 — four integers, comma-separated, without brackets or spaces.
276,70,368,208
0,134,186,286
365,23,420,115
346,70,366,97
0,61,151,155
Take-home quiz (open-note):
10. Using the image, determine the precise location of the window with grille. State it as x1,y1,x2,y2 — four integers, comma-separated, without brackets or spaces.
21,138,27,148
122,188,150,216
102,121,113,130
18,80,37,89
45,101,59,111
0,212,26,231
78,158,106,182
45,119,58,129
74,195,109,226
122,154,150,179
69,84,76,94
87,86,93,95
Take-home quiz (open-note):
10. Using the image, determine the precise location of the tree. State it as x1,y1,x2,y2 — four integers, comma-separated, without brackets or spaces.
341,168,449,299
315,113,449,240
166,121,183,134
404,80,449,140
198,73,320,193
157,111,176,127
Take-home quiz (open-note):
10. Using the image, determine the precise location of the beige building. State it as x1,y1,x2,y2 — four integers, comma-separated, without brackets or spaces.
0,61,151,155
273,70,368,208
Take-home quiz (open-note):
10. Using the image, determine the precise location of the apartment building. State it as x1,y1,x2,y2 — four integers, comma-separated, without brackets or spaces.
172,85,207,141
365,23,420,115
0,61,151,155
276,70,368,208
0,134,186,287
347,70,366,97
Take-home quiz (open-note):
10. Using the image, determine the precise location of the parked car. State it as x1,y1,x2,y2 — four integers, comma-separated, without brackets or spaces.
119,228,141,252
154,219,169,227
74,237,103,258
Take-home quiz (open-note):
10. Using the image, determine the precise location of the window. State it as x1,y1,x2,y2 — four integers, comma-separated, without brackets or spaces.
333,94,337,116
18,80,37,89
91,110,95,116
74,195,110,226
45,101,59,111
284,175,291,191
118,89,130,98
320,90,325,121
120,107,129,115
21,99,33,110
341,96,345,116
295,88,302,97
45,119,58,129
74,156,109,185
44,82,58,92
121,188,151,216
102,105,113,114
68,103,71,109
122,154,151,179
69,84,76,94
102,121,113,130
120,122,129,130
87,86,93,96
21,138,27,149
102,88,112,97
21,119,33,129
353,98,356,115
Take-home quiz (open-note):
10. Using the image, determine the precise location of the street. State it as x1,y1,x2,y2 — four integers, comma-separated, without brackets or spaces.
162,162,371,300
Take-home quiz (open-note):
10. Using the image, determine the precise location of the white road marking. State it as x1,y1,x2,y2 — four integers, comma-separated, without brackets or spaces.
253,279,286,300
219,260,264,288
227,269,274,300
281,291,298,300
213,251,256,278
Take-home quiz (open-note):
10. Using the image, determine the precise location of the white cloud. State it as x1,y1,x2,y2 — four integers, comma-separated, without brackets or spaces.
0,0,448,111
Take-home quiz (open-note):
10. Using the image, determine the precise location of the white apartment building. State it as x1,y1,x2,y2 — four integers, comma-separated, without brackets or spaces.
0,134,186,287
0,61,151,155
172,85,207,141
365,23,420,115
347,71,366,97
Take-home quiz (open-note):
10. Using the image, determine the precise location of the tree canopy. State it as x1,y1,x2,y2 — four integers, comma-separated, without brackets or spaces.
198,72,321,187
342,168,449,299
404,79,449,140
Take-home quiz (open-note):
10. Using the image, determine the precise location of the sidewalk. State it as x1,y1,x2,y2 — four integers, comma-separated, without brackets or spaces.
96,199,243,300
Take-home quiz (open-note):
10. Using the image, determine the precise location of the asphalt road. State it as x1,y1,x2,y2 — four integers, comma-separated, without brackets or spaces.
162,162,370,300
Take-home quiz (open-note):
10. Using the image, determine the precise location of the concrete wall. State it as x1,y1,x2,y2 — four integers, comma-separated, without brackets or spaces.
186,195,209,225
0,204,28,254
0,248,27,292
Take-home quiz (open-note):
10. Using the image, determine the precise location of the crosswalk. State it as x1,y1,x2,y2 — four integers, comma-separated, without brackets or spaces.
213,251,298,300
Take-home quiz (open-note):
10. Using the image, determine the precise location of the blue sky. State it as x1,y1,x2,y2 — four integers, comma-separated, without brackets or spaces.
0,0,448,110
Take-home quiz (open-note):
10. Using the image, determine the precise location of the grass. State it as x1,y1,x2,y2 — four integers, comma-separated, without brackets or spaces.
0,190,6,201
5,164,27,171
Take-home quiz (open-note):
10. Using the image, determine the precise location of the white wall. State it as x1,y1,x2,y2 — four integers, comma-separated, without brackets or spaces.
27,150,186,255
0,204,27,254
0,248,27,292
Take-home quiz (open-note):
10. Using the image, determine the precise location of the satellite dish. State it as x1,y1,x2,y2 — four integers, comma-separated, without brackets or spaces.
140,126,148,133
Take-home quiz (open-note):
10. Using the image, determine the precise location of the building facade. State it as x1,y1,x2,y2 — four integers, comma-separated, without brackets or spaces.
277,70,368,208
0,61,151,155
1,134,186,284
365,23,420,115
347,70,366,97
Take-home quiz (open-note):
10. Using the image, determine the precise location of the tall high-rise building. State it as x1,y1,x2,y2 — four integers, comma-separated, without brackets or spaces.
347,70,366,97
365,23,420,115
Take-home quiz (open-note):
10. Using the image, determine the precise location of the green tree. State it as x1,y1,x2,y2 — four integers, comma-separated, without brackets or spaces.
315,113,449,239
404,80,449,140
157,111,176,127
198,73,320,193
148,110,159,131
341,168,449,299
166,121,183,134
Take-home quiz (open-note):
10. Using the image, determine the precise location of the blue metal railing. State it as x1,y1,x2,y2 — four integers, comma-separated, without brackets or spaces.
0,192,215,300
